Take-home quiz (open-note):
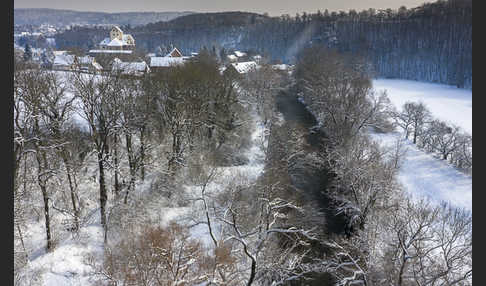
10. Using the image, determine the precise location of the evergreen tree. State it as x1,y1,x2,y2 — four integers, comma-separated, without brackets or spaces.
23,44,32,62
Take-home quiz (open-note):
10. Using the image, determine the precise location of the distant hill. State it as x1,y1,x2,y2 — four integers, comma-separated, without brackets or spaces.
144,11,270,30
14,8,195,27
52,1,471,88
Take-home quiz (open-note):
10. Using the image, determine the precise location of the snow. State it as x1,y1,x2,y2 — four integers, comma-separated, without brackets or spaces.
88,49,133,54
150,56,186,67
53,54,75,66
227,54,237,61
166,47,183,57
230,61,258,74
20,220,104,286
107,38,124,47
98,37,111,46
371,131,472,212
373,79,472,134
234,51,247,57
112,59,149,73
77,56,94,65
371,79,472,212
272,64,289,71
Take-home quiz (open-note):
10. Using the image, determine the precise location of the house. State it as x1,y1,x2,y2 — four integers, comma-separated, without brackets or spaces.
165,47,183,58
227,61,258,74
75,56,103,72
52,54,102,72
99,26,135,50
227,54,238,62
52,54,76,70
149,47,189,72
112,58,150,76
89,26,135,55
149,56,187,72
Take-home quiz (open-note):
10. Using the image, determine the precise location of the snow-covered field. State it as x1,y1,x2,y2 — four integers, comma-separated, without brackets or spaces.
373,79,472,134
372,79,472,211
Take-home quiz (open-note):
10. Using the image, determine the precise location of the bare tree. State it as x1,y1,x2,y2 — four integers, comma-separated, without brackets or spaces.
16,69,62,251
70,69,124,242
295,46,392,148
393,101,418,139
374,198,472,285
408,102,432,144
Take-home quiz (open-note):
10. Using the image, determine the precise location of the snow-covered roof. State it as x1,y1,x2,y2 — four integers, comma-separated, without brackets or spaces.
113,60,149,74
227,54,237,61
53,50,68,56
150,56,187,67
272,64,289,71
230,61,258,74
107,38,124,47
89,50,133,54
99,37,111,46
53,54,75,66
166,47,183,57
234,51,247,57
77,56,94,65
100,35,134,47
92,62,103,70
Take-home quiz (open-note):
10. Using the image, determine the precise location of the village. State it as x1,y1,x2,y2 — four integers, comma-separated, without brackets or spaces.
14,25,293,76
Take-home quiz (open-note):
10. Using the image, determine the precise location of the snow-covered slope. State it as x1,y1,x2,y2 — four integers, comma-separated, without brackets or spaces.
373,79,472,134
371,131,472,211
371,79,472,211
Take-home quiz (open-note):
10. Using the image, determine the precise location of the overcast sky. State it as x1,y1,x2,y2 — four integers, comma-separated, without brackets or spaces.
14,0,434,16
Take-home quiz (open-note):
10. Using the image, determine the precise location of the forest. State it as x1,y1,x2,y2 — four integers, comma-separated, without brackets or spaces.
53,0,472,88
14,39,472,284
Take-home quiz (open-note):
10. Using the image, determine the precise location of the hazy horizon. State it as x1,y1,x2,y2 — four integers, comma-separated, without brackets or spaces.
14,0,435,16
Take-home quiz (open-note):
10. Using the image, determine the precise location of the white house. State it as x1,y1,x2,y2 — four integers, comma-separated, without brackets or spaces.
99,26,135,50
149,46,189,72
52,54,102,72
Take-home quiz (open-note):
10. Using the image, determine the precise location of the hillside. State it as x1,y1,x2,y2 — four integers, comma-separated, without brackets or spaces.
14,8,195,27
53,0,472,88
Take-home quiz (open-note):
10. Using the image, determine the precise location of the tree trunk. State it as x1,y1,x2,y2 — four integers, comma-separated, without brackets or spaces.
40,183,52,251
247,258,256,286
62,156,79,231
35,146,53,251
397,254,407,286
413,126,418,144
98,151,108,243
113,134,120,197
139,126,146,181
124,132,136,204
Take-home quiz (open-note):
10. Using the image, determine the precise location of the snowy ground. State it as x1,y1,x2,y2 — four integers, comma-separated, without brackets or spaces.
373,79,472,134
371,79,472,211
17,110,268,286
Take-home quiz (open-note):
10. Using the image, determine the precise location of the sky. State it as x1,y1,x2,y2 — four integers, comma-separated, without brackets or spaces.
14,0,435,16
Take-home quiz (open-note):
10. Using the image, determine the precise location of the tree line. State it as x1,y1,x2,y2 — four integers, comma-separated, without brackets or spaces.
393,101,472,174
53,0,472,88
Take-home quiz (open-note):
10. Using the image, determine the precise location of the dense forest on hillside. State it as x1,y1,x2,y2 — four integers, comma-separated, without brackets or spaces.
54,0,472,88
14,8,194,27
